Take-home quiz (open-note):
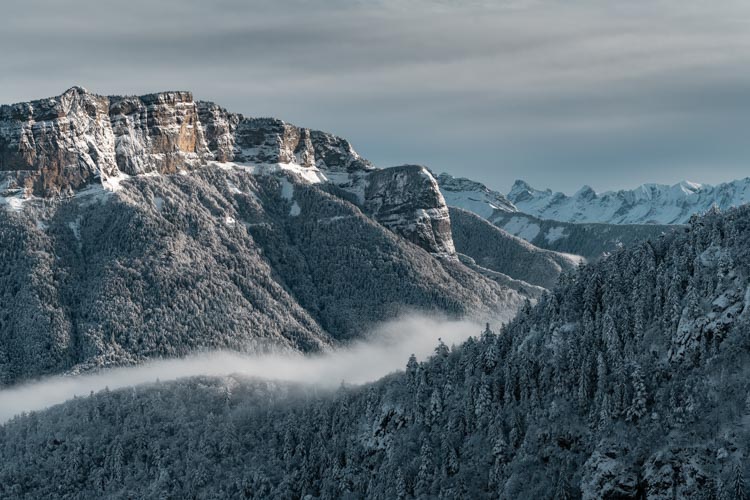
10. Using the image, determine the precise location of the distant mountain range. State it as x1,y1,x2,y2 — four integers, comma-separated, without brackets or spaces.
507,178,750,225
438,173,750,227
437,173,671,260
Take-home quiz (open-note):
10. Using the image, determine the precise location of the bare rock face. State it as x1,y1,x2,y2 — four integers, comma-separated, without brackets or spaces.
0,87,375,197
196,101,241,163
308,129,372,172
0,87,118,197
0,87,213,196
364,165,456,257
195,112,373,172
234,118,316,167
109,91,211,175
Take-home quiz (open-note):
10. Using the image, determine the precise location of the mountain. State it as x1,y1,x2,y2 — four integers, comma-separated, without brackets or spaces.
436,173,517,218
0,88,526,384
489,210,671,261
449,207,582,289
436,173,671,261
5,202,750,499
508,178,750,225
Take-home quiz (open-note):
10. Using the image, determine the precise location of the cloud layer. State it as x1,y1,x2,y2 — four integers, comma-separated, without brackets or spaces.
1,0,749,192
0,315,483,423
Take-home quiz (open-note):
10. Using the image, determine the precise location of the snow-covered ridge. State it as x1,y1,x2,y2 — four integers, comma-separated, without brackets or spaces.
434,173,672,261
507,177,750,225
436,173,517,219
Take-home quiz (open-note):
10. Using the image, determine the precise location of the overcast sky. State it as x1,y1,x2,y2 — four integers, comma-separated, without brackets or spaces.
2,0,749,193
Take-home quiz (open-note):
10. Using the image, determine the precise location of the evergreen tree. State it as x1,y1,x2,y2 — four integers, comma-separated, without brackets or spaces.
626,364,648,422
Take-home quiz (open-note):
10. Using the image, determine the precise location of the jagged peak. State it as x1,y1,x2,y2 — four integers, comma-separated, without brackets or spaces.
511,179,532,190
508,179,537,199
574,184,597,199
62,85,90,96
510,175,750,225
437,172,486,190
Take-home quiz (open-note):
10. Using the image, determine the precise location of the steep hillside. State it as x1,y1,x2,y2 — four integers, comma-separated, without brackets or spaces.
490,210,671,261
449,207,582,289
0,164,525,386
5,203,750,498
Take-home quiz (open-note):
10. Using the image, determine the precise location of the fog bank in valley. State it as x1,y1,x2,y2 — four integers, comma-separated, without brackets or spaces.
0,314,484,423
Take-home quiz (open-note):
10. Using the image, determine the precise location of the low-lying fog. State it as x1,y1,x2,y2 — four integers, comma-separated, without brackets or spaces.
0,315,485,423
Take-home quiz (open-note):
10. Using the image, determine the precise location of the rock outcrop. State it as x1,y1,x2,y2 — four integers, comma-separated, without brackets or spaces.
0,87,372,197
364,165,455,257
109,91,210,176
0,87,118,197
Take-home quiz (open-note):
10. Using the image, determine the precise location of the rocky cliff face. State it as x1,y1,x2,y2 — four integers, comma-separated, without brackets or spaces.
364,165,456,257
109,91,210,176
0,87,373,198
0,87,213,196
0,88,453,256
0,87,118,197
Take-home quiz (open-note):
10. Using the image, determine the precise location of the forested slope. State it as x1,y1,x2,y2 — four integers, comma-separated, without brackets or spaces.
4,205,750,498
450,207,581,289
0,168,522,386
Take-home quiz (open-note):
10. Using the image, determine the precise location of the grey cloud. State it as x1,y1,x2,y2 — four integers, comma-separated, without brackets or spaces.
1,0,749,193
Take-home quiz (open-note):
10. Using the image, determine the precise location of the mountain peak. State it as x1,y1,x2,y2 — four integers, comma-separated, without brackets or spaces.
574,184,597,199
510,179,533,192
507,179,544,204
1,88,460,259
63,85,90,96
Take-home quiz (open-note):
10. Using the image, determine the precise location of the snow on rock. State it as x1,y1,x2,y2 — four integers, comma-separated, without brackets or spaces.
641,449,714,499
101,171,131,192
0,87,120,197
0,87,370,201
279,177,295,200
289,201,301,217
582,446,715,499
0,191,29,212
544,226,567,243
581,448,639,500
668,249,747,364
501,216,541,241
364,165,456,258
436,173,517,219
508,177,750,225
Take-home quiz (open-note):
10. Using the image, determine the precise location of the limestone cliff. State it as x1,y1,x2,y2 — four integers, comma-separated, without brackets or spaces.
1,87,454,256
